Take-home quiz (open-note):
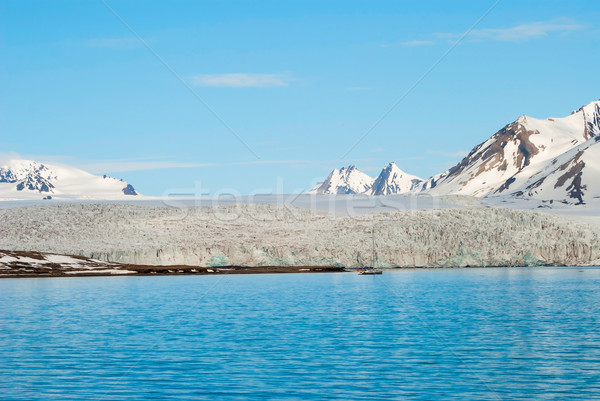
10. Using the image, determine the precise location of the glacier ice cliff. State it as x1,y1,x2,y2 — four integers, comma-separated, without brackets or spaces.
0,204,598,268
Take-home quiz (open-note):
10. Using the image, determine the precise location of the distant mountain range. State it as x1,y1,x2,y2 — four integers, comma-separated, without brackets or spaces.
3,100,599,204
308,162,423,196
0,159,138,200
311,99,600,204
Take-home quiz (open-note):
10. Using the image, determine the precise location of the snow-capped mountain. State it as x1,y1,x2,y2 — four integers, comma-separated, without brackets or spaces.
418,99,600,203
308,163,422,195
308,165,374,194
0,159,139,200
509,136,600,204
369,162,423,195
308,100,600,204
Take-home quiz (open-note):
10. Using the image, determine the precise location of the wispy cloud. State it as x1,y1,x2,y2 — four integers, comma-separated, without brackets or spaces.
85,158,380,173
436,21,583,42
83,160,217,173
87,37,142,49
0,151,72,166
190,73,292,88
401,40,436,47
381,39,435,48
387,20,583,48
1,152,376,174
0,151,23,165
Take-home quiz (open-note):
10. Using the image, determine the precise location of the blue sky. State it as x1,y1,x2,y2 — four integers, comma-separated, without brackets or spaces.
1,0,599,195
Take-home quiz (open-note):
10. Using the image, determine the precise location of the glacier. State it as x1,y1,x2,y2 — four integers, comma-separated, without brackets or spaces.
0,203,598,268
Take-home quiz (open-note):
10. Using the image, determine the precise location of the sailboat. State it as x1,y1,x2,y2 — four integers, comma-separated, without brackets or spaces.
358,228,383,275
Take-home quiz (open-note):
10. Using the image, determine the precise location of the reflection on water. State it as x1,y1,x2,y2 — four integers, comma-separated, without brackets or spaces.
1,268,599,400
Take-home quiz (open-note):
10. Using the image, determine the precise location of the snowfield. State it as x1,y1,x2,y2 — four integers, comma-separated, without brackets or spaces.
0,202,598,268
0,159,138,200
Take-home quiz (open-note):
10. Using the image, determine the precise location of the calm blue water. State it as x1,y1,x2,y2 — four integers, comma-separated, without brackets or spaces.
1,268,600,400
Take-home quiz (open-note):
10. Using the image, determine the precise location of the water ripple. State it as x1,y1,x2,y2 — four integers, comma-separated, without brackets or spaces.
1,268,600,400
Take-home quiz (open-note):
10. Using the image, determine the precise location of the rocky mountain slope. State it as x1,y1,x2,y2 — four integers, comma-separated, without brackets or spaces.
419,100,600,203
311,100,600,204
509,136,600,204
0,159,138,199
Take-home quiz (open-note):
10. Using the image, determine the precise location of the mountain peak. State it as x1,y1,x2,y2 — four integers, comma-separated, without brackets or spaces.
0,158,139,199
578,100,600,139
418,99,600,202
516,115,529,124
572,99,600,114
369,162,422,195
308,165,373,194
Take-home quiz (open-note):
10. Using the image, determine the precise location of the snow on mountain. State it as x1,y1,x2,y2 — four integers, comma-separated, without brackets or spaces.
578,100,600,139
418,99,600,203
308,165,374,194
369,162,423,195
0,159,139,200
510,136,600,204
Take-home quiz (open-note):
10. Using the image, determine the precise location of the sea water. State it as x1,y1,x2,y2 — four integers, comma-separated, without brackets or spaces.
1,268,600,400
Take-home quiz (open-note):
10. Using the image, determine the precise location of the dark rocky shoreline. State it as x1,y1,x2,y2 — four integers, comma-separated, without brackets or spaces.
0,250,346,278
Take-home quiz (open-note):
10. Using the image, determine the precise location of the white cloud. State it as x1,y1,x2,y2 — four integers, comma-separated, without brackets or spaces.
391,20,583,48
436,20,582,42
0,151,22,165
82,161,218,173
400,40,436,47
0,153,216,173
1,152,377,174
0,151,74,167
87,37,142,49
190,73,291,88
86,158,381,173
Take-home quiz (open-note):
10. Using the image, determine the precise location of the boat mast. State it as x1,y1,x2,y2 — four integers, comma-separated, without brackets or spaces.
372,227,376,267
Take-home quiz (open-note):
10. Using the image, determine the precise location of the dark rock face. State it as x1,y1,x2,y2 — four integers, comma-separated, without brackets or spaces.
566,172,586,205
2,161,140,197
15,176,54,193
6,164,57,193
582,102,600,140
475,121,540,175
520,145,594,205
421,120,541,192
496,177,516,193
553,151,587,205
122,184,138,196
0,169,18,183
